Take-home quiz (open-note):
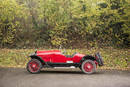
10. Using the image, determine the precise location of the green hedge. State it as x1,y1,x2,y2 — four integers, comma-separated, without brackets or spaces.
0,48,129,69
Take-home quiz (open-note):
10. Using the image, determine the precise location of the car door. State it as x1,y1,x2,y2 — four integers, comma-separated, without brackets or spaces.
51,53,67,63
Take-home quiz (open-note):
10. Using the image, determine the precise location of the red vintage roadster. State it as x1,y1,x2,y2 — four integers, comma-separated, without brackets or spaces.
26,50,103,74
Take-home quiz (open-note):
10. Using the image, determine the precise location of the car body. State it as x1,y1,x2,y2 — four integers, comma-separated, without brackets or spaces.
26,50,103,74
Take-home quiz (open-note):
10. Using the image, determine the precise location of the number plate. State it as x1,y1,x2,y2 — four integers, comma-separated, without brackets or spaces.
66,61,73,63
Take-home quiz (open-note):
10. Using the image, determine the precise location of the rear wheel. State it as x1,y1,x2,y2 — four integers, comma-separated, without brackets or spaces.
81,60,96,74
26,59,42,74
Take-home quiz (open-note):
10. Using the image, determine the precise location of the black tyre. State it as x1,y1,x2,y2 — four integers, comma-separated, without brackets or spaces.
81,60,96,74
26,59,42,74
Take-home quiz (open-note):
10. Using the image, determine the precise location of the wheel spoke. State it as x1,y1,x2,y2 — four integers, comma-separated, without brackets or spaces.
28,60,40,72
83,62,93,72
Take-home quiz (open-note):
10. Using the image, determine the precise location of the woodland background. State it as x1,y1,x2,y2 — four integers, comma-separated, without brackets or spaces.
0,0,130,69
0,0,129,49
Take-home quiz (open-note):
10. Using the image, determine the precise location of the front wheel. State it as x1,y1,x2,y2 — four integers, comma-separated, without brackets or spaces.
26,59,42,74
81,60,96,74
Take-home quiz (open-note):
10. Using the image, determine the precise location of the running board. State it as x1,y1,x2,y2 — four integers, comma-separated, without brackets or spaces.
44,62,80,67
54,66,76,68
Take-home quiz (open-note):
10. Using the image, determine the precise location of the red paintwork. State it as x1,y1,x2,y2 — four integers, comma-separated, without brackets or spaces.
36,50,85,63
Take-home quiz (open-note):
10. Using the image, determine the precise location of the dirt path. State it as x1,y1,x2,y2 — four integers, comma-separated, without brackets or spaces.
0,67,130,87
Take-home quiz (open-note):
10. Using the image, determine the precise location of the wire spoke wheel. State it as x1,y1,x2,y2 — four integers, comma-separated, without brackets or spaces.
81,60,96,74
27,59,42,74
84,62,93,72
29,61,40,72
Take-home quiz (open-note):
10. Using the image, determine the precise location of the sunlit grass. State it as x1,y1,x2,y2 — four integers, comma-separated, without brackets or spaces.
0,48,129,69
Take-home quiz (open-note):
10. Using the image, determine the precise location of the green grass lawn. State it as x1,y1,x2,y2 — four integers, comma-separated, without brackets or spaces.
0,48,130,70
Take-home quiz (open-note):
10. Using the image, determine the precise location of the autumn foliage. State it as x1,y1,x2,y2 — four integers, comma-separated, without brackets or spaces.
0,0,129,48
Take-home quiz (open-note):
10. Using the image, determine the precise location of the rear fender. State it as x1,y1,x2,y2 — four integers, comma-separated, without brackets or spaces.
30,55,45,65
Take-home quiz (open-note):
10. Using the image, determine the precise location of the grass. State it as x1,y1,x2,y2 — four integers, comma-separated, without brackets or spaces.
0,47,130,70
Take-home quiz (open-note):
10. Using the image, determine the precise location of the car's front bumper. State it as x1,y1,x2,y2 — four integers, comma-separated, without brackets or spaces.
95,52,104,66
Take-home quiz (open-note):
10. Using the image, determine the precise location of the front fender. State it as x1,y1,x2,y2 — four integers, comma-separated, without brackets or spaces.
80,55,96,63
